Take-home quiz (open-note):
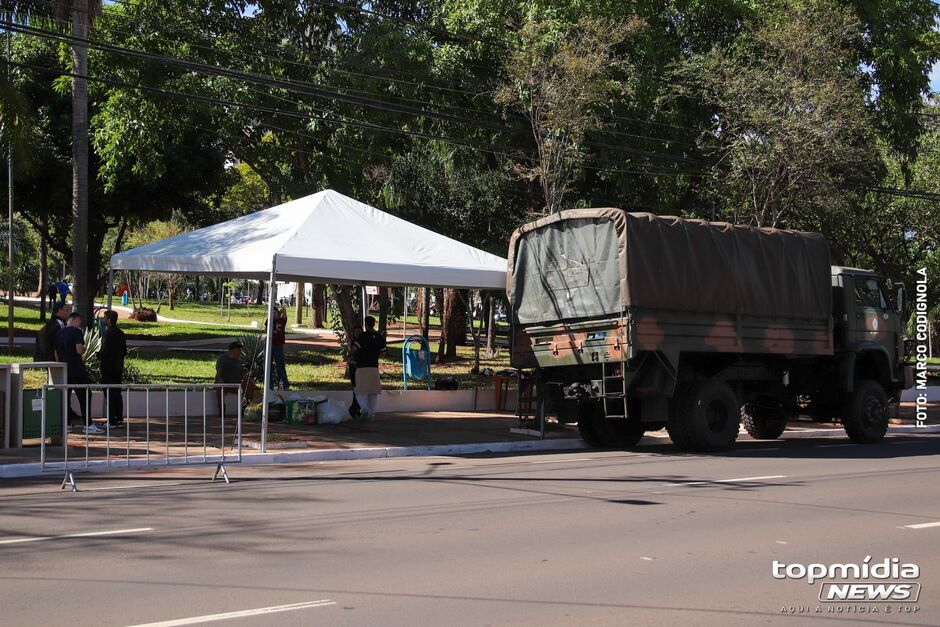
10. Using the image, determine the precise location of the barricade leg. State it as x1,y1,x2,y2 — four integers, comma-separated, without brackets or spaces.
61,471,77,492
212,463,230,484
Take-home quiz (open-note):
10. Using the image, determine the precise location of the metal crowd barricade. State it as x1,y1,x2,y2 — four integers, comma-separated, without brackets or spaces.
39,383,242,492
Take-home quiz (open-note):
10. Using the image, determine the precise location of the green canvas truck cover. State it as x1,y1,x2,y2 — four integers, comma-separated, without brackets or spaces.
507,209,832,325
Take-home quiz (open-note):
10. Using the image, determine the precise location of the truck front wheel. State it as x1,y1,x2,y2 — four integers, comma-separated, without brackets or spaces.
843,380,889,444
741,404,788,440
669,379,740,452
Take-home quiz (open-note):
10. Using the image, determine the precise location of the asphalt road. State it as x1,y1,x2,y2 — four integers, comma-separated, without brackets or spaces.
1,429,939,626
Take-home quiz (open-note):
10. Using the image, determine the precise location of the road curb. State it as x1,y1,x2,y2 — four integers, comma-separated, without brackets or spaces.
0,438,590,479
782,424,940,437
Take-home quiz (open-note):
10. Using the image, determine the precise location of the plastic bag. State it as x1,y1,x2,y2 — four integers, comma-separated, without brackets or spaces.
317,399,350,425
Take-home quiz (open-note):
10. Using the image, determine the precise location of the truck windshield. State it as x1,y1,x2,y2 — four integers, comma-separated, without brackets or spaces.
854,278,887,310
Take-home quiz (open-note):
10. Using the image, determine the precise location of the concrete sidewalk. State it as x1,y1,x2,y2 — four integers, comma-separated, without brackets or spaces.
0,410,580,478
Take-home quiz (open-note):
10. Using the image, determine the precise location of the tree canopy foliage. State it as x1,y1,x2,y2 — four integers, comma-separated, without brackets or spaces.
0,0,936,326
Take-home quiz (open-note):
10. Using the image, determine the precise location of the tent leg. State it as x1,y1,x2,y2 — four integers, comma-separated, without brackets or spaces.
106,268,113,310
260,260,278,454
361,283,367,326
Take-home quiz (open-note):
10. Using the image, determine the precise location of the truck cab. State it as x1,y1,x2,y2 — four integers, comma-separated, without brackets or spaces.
831,266,912,401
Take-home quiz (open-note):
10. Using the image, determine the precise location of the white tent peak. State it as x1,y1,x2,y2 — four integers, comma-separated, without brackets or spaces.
111,189,508,290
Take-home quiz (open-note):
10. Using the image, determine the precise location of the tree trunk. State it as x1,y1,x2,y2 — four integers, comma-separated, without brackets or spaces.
295,282,304,325
435,288,447,363
70,1,91,323
421,288,430,338
331,284,360,342
415,288,424,330
440,289,467,359
38,221,48,322
451,289,468,347
378,286,389,334
485,295,496,355
168,286,175,310
312,284,325,328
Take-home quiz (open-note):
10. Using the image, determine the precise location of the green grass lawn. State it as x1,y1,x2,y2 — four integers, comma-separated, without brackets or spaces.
1,302,262,342
133,300,269,324
130,342,511,390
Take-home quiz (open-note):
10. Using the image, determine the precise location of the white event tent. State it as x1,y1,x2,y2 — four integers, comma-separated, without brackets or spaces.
110,189,508,449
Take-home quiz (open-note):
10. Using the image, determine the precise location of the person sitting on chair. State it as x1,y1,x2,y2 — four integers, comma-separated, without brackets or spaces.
215,340,254,416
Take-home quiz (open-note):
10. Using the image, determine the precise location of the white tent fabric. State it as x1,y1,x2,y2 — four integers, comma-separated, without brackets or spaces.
111,189,507,289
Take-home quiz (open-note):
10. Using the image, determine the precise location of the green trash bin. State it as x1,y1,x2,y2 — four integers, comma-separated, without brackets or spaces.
21,388,64,441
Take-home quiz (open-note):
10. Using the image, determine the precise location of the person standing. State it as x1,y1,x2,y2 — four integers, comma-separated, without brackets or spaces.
266,306,290,390
345,325,363,418
45,281,57,312
215,340,248,416
350,316,386,421
56,278,71,303
56,312,100,434
99,310,128,427
35,301,68,362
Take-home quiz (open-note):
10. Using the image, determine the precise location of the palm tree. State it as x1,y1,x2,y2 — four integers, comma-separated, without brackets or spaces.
67,0,96,323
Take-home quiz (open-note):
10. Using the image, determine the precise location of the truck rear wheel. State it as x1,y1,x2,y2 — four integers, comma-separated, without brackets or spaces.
843,379,889,444
577,403,644,448
669,379,740,452
741,404,788,440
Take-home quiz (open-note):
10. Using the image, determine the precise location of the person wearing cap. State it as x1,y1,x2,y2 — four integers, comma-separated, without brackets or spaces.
34,301,68,362
215,340,245,416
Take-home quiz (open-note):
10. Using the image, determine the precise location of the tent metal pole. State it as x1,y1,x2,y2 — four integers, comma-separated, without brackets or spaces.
403,286,407,340
260,258,278,454
106,268,113,310
361,283,366,326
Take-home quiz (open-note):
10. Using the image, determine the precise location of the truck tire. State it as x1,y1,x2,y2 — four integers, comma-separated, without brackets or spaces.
843,379,889,444
577,413,602,447
670,379,740,452
577,403,644,448
741,404,788,440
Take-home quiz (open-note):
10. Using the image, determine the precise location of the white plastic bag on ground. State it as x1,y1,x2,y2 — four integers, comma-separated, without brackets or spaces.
317,399,350,424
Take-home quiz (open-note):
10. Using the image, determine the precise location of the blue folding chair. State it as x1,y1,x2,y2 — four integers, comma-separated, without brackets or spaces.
402,335,432,390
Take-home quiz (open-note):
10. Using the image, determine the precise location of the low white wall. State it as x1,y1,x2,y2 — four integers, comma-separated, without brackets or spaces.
70,387,519,417
901,386,940,402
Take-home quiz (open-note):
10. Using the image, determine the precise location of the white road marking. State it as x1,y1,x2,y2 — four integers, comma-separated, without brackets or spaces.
716,475,786,483
127,600,336,627
80,482,191,492
0,527,154,545
640,557,654,561
669,475,787,487
776,541,787,545
904,522,940,530
528,458,592,464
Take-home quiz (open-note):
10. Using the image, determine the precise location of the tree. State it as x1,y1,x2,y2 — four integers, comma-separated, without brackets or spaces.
496,16,639,214
123,219,185,311
686,0,883,228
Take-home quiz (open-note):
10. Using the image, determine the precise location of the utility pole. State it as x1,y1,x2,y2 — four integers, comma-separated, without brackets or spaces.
6,13,14,354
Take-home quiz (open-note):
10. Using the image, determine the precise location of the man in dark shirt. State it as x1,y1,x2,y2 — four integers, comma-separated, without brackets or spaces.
100,310,128,427
215,340,245,416
56,312,99,434
350,316,387,420
35,301,67,362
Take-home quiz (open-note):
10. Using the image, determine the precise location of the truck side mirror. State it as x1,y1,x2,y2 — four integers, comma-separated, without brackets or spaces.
896,285,906,314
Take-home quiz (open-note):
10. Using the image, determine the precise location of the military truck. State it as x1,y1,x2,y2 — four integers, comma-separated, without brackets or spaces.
506,209,913,452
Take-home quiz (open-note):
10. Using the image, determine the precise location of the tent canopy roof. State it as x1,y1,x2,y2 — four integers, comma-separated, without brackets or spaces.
111,190,507,290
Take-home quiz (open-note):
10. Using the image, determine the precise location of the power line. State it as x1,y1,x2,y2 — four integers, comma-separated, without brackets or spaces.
5,17,711,167
64,0,710,141
7,58,709,179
